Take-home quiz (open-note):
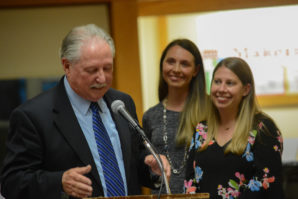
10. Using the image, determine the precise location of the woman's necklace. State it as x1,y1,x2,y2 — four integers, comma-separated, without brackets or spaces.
162,100,188,175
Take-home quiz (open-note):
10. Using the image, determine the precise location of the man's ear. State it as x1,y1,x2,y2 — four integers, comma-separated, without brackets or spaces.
62,58,71,73
243,83,251,97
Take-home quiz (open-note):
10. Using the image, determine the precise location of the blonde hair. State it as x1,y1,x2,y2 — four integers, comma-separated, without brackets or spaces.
176,82,208,146
202,57,260,154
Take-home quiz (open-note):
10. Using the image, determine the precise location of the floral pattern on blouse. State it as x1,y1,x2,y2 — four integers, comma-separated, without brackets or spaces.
216,168,276,199
184,119,284,199
189,123,214,152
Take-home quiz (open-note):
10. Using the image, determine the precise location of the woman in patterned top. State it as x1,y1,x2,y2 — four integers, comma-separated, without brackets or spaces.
184,57,284,198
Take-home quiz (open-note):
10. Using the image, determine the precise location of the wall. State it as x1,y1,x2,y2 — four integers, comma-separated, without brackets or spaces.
0,5,109,79
137,17,160,112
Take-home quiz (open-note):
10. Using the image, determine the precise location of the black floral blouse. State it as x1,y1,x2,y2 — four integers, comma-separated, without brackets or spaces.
184,118,284,199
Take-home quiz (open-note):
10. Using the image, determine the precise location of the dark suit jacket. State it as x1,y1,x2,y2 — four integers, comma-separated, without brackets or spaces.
0,77,153,199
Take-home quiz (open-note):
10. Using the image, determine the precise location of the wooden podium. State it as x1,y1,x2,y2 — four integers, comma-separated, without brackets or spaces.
84,193,209,199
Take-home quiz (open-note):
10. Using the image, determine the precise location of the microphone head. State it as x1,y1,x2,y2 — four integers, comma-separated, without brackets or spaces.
111,100,125,114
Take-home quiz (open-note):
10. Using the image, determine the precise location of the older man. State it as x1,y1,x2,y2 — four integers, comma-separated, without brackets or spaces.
0,24,170,199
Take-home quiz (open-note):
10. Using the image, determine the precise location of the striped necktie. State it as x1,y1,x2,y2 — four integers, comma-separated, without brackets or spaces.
90,102,125,197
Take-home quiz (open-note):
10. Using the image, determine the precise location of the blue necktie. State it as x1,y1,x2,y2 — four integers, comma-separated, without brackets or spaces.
90,102,125,197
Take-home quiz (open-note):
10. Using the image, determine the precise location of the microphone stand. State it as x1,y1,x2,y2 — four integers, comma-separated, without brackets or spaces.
112,102,171,194
135,125,171,194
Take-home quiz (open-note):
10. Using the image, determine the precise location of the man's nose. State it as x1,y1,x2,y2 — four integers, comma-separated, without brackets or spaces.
96,69,106,82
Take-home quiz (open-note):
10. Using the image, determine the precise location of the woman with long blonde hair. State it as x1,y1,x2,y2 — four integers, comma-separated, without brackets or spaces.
185,57,284,198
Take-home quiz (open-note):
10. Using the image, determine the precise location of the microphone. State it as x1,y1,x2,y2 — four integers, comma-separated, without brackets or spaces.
111,100,141,131
111,100,171,194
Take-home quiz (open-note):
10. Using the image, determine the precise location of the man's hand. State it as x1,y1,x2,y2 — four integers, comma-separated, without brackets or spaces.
62,165,93,198
144,154,171,181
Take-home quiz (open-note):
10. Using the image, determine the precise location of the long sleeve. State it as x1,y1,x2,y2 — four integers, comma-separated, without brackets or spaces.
184,132,197,194
1,109,64,199
239,119,284,199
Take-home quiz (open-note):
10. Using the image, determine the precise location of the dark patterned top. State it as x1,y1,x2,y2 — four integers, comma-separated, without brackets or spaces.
184,117,284,199
142,102,186,194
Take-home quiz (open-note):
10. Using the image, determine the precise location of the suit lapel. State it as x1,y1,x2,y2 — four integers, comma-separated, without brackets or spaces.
52,79,102,190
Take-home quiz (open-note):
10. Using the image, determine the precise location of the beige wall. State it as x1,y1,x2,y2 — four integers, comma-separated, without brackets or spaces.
138,17,160,112
0,5,109,79
138,10,298,139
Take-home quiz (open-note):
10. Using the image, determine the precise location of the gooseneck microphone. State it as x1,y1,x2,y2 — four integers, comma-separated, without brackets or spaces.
111,100,171,195
111,100,145,137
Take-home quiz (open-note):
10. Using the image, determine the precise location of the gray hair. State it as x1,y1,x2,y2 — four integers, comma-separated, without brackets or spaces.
60,24,115,63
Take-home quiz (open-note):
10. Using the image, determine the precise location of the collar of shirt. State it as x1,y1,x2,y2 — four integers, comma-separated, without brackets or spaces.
63,76,109,113
64,77,90,115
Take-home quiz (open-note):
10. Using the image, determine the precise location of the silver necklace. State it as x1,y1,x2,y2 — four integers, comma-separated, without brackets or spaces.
162,101,188,175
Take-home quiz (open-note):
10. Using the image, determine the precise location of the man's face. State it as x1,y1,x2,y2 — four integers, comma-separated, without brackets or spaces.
63,38,113,102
